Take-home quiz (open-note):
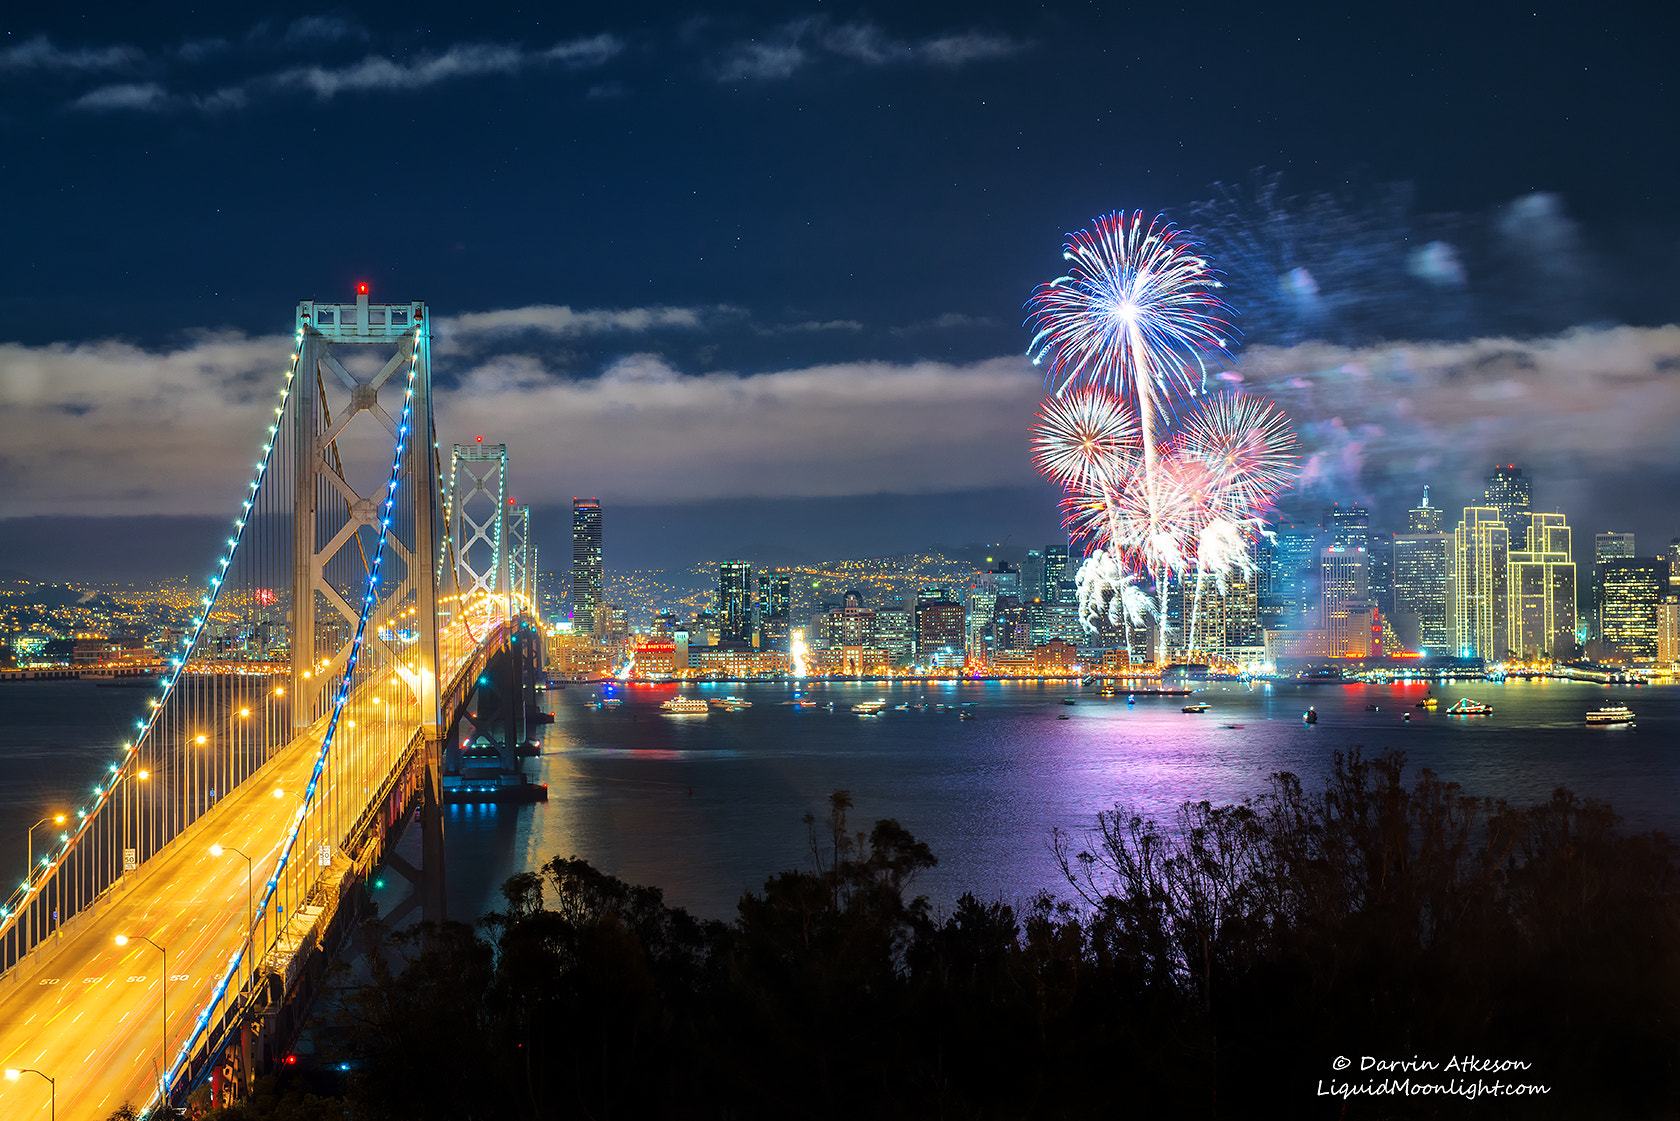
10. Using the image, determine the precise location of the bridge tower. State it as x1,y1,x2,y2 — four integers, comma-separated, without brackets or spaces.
291,287,447,917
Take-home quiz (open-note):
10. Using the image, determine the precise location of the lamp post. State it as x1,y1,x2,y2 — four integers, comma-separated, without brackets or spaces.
209,843,254,988
114,933,167,1096
3,1067,54,1121
25,814,65,944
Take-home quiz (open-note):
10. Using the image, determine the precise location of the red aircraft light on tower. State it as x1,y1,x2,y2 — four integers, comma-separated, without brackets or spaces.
357,282,369,295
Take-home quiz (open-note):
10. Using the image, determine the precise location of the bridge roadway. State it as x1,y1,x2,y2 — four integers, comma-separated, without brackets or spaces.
0,715,367,1120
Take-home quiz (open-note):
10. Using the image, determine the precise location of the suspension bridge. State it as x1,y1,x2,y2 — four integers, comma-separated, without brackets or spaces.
0,291,549,1119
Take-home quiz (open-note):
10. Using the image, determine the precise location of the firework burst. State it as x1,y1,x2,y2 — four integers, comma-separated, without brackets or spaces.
1030,387,1140,487
1026,211,1236,413
1176,393,1299,516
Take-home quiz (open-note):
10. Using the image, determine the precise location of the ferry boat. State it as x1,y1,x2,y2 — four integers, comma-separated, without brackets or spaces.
660,696,710,715
853,699,888,715
710,696,752,711
1415,696,1438,710
1445,697,1492,715
1181,702,1210,713
1586,703,1635,726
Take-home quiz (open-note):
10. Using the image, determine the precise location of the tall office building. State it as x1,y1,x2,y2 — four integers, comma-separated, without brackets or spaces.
1192,574,1262,659
1043,545,1069,601
1393,491,1449,654
1483,466,1532,545
1592,532,1637,641
1598,557,1661,662
1405,487,1444,534
1324,503,1370,553
1451,507,1510,663
1267,523,1320,627
571,498,603,635
1022,551,1045,608
1368,536,1394,620
758,573,792,651
915,590,965,660
718,560,754,644
1320,546,1372,657
1507,511,1577,660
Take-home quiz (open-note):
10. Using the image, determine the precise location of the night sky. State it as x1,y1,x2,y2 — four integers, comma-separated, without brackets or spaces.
2,1,1676,579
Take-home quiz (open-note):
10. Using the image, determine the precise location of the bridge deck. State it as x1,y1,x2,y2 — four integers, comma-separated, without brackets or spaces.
0,722,333,1120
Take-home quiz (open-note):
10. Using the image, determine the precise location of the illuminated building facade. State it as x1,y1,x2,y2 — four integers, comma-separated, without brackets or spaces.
874,609,913,664
1393,490,1449,654
1264,523,1319,628
1324,502,1369,552
1592,532,1637,641
1043,546,1070,601
1507,511,1577,659
1191,574,1262,659
1452,507,1510,663
915,594,964,660
1483,465,1532,545
571,498,603,635
758,573,791,651
718,560,754,644
1598,557,1661,662
1320,546,1371,657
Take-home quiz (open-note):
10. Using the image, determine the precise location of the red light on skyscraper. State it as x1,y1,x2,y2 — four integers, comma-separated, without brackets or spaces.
357,282,368,295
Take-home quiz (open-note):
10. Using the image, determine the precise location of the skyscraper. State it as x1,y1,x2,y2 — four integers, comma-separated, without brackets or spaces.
1320,545,1371,657
718,560,754,644
1452,507,1510,662
758,573,792,651
1405,487,1444,534
1598,557,1661,662
1507,511,1577,660
1393,488,1449,654
1043,545,1069,601
1483,466,1532,545
571,498,602,635
1324,503,1370,553
1592,532,1637,642
1266,522,1320,628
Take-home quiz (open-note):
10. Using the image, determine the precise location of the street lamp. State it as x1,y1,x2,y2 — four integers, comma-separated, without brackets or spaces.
114,933,167,1095
3,1067,54,1121
209,843,255,988
25,814,66,885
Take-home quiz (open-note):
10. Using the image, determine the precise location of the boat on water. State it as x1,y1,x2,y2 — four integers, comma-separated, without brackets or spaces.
1057,713,1070,720
710,696,752,711
1446,697,1492,715
1586,703,1635,726
1060,698,1078,706
659,696,710,715
958,710,975,720
1303,707,1318,724
1365,704,1380,711
1098,687,1118,698
1220,723,1245,729
853,699,888,715
1415,697,1438,710
1182,702,1210,713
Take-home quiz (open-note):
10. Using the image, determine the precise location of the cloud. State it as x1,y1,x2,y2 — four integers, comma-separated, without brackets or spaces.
715,39,807,81
68,82,172,112
282,15,369,46
920,33,1023,67
893,312,997,335
755,319,864,336
434,304,724,354
0,35,143,73
67,34,624,112
714,20,1025,81
1229,325,1680,513
7,322,1675,522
